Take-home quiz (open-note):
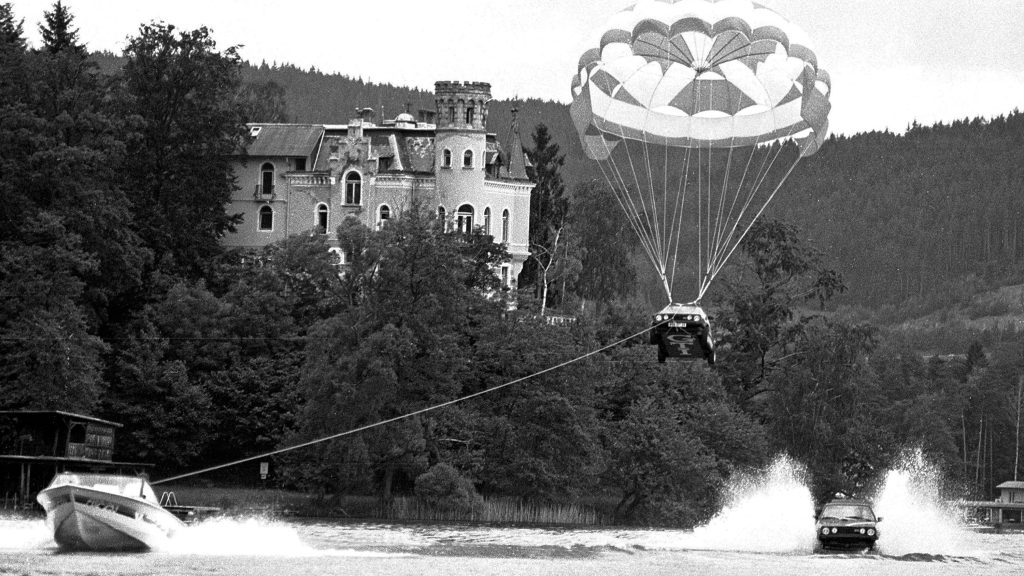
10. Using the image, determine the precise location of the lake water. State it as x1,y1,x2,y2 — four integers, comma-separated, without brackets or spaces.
2,514,1023,576
3,453,1022,575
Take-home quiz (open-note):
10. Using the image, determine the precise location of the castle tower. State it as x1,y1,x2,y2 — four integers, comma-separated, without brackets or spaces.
434,81,490,131
433,82,490,218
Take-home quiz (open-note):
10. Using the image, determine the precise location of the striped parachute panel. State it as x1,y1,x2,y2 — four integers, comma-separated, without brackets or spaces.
570,0,831,158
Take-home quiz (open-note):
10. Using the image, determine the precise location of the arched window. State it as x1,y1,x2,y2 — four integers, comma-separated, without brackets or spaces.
260,162,275,196
344,172,362,205
483,207,491,235
378,204,391,229
442,149,452,168
465,106,475,126
463,149,474,168
456,204,474,234
258,205,273,231
501,209,510,243
437,206,446,229
328,247,345,266
316,203,329,234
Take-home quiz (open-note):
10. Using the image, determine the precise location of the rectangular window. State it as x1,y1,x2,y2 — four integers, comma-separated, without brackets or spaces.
449,106,456,123
501,265,510,288
465,107,475,125
295,158,306,171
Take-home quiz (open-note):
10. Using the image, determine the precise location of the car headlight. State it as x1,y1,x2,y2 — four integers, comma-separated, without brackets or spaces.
867,528,875,536
859,528,865,534
820,527,829,535
831,528,838,534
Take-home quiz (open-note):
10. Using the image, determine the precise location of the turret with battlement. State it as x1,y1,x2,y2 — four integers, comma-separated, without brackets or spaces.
435,81,491,131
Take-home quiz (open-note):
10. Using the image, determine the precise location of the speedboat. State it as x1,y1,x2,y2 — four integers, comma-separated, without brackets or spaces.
36,472,186,551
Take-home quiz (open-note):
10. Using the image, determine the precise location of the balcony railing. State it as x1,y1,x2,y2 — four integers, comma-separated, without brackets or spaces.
65,443,113,461
286,173,332,187
253,184,275,198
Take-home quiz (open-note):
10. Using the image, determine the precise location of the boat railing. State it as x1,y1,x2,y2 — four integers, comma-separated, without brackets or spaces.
159,491,179,507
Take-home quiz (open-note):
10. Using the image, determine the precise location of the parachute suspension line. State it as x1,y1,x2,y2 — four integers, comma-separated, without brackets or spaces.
702,126,807,294
662,139,670,285
639,110,665,284
696,144,704,302
705,154,804,289
715,138,760,264
595,143,663,282
619,127,668,294
152,323,660,486
699,133,791,298
711,77,747,274
595,134,674,303
668,144,693,298
702,71,800,295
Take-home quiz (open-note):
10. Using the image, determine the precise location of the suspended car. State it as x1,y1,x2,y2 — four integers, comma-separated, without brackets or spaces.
650,302,715,364
570,0,832,315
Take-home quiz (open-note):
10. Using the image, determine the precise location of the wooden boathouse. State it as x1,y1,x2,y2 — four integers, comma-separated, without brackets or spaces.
956,481,1024,528
0,410,152,510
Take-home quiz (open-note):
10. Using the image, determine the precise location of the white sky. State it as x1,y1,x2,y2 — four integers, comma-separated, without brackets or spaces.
11,0,1024,136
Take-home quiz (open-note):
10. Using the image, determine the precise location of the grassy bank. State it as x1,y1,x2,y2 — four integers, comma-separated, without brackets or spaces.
160,485,611,525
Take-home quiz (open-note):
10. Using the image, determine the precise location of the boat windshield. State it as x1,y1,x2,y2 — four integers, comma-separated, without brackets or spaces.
48,472,158,501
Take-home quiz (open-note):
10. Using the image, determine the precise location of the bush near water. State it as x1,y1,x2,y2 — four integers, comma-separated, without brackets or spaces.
3,4,1024,527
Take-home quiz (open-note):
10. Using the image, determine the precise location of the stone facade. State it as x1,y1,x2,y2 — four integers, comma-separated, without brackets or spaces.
223,81,534,287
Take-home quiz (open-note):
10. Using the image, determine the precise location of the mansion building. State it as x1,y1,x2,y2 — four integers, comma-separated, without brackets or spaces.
223,81,535,288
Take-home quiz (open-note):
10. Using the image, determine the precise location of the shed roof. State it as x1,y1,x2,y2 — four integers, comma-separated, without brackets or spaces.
997,481,1024,490
0,410,122,428
246,124,324,157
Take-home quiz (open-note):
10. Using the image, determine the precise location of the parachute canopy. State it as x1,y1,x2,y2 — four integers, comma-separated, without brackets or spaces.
570,0,832,302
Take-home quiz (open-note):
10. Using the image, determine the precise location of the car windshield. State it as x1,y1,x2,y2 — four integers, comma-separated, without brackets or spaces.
820,504,875,521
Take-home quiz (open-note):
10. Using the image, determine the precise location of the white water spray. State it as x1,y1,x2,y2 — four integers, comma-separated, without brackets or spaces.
872,449,977,557
682,455,817,553
161,517,313,556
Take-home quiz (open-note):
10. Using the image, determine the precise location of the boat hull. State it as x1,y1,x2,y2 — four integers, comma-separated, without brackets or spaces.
38,485,185,551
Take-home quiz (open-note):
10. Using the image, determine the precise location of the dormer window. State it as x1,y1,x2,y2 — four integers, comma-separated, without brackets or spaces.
463,150,473,169
442,149,452,169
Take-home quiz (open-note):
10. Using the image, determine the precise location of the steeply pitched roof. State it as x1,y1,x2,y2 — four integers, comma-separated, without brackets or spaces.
395,135,435,173
246,124,324,157
505,107,530,181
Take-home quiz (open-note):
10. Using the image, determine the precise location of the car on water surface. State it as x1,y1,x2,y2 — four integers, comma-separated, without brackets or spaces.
650,303,715,365
815,498,881,550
